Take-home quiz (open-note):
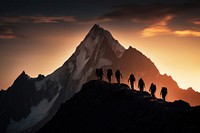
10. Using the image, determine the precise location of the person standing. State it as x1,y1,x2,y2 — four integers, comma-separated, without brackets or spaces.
160,87,168,101
107,68,113,83
149,83,156,98
128,74,135,90
138,78,145,92
115,69,122,84
98,68,103,81
95,68,104,80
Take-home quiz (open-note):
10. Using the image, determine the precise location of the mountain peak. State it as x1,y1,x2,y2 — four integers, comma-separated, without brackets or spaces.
21,70,26,75
187,87,195,92
87,24,105,40
91,24,102,30
11,71,29,85
18,71,28,80
82,24,125,58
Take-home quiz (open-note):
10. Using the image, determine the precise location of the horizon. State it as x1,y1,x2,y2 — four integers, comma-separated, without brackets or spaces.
0,0,200,92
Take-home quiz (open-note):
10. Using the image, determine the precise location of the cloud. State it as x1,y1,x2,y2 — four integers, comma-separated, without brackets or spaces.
174,30,200,37
79,18,112,24
0,35,17,39
98,3,200,23
141,15,200,37
25,16,76,23
0,16,76,24
141,16,173,37
78,3,180,25
0,28,23,39
0,15,77,39
81,1,200,38
193,21,200,25
189,19,200,25
1,2,200,38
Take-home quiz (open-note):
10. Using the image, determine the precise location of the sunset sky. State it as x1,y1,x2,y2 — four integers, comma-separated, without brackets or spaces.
0,0,200,92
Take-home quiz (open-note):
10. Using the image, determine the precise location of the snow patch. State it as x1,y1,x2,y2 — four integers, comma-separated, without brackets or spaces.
111,40,125,57
98,58,112,67
35,79,46,91
81,35,102,57
94,36,101,44
68,62,74,73
73,49,89,80
77,67,93,90
6,87,60,133
35,67,62,91
104,30,125,57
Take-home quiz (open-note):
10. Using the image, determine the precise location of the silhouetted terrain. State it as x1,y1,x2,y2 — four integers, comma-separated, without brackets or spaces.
39,80,200,133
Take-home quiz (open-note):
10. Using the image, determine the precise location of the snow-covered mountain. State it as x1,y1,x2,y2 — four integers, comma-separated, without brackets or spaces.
0,24,125,133
0,24,200,133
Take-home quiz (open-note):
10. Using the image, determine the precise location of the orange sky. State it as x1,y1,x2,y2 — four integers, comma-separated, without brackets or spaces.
107,25,200,92
1,24,200,92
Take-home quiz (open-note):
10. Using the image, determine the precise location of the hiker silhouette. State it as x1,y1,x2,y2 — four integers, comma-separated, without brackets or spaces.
149,83,156,98
107,68,113,83
95,68,104,80
128,74,135,90
115,69,122,84
95,68,99,79
138,78,145,92
160,87,168,101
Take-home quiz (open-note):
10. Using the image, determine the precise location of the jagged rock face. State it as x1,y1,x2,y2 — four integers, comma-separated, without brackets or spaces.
39,80,200,133
0,24,200,133
0,72,56,133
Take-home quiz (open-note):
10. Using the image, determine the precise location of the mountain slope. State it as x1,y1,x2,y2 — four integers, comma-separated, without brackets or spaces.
39,80,200,133
0,71,47,133
117,46,200,106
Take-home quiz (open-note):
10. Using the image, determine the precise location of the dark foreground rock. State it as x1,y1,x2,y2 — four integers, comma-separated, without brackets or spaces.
38,80,200,133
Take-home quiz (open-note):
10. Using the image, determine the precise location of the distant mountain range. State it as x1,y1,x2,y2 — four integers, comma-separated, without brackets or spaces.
0,24,200,133
39,80,200,133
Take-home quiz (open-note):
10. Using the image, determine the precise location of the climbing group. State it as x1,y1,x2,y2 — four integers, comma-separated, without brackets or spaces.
95,68,168,101
96,68,122,84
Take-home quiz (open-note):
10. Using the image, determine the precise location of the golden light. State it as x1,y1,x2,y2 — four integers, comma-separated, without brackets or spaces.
174,30,200,37
192,20,200,25
141,16,172,37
